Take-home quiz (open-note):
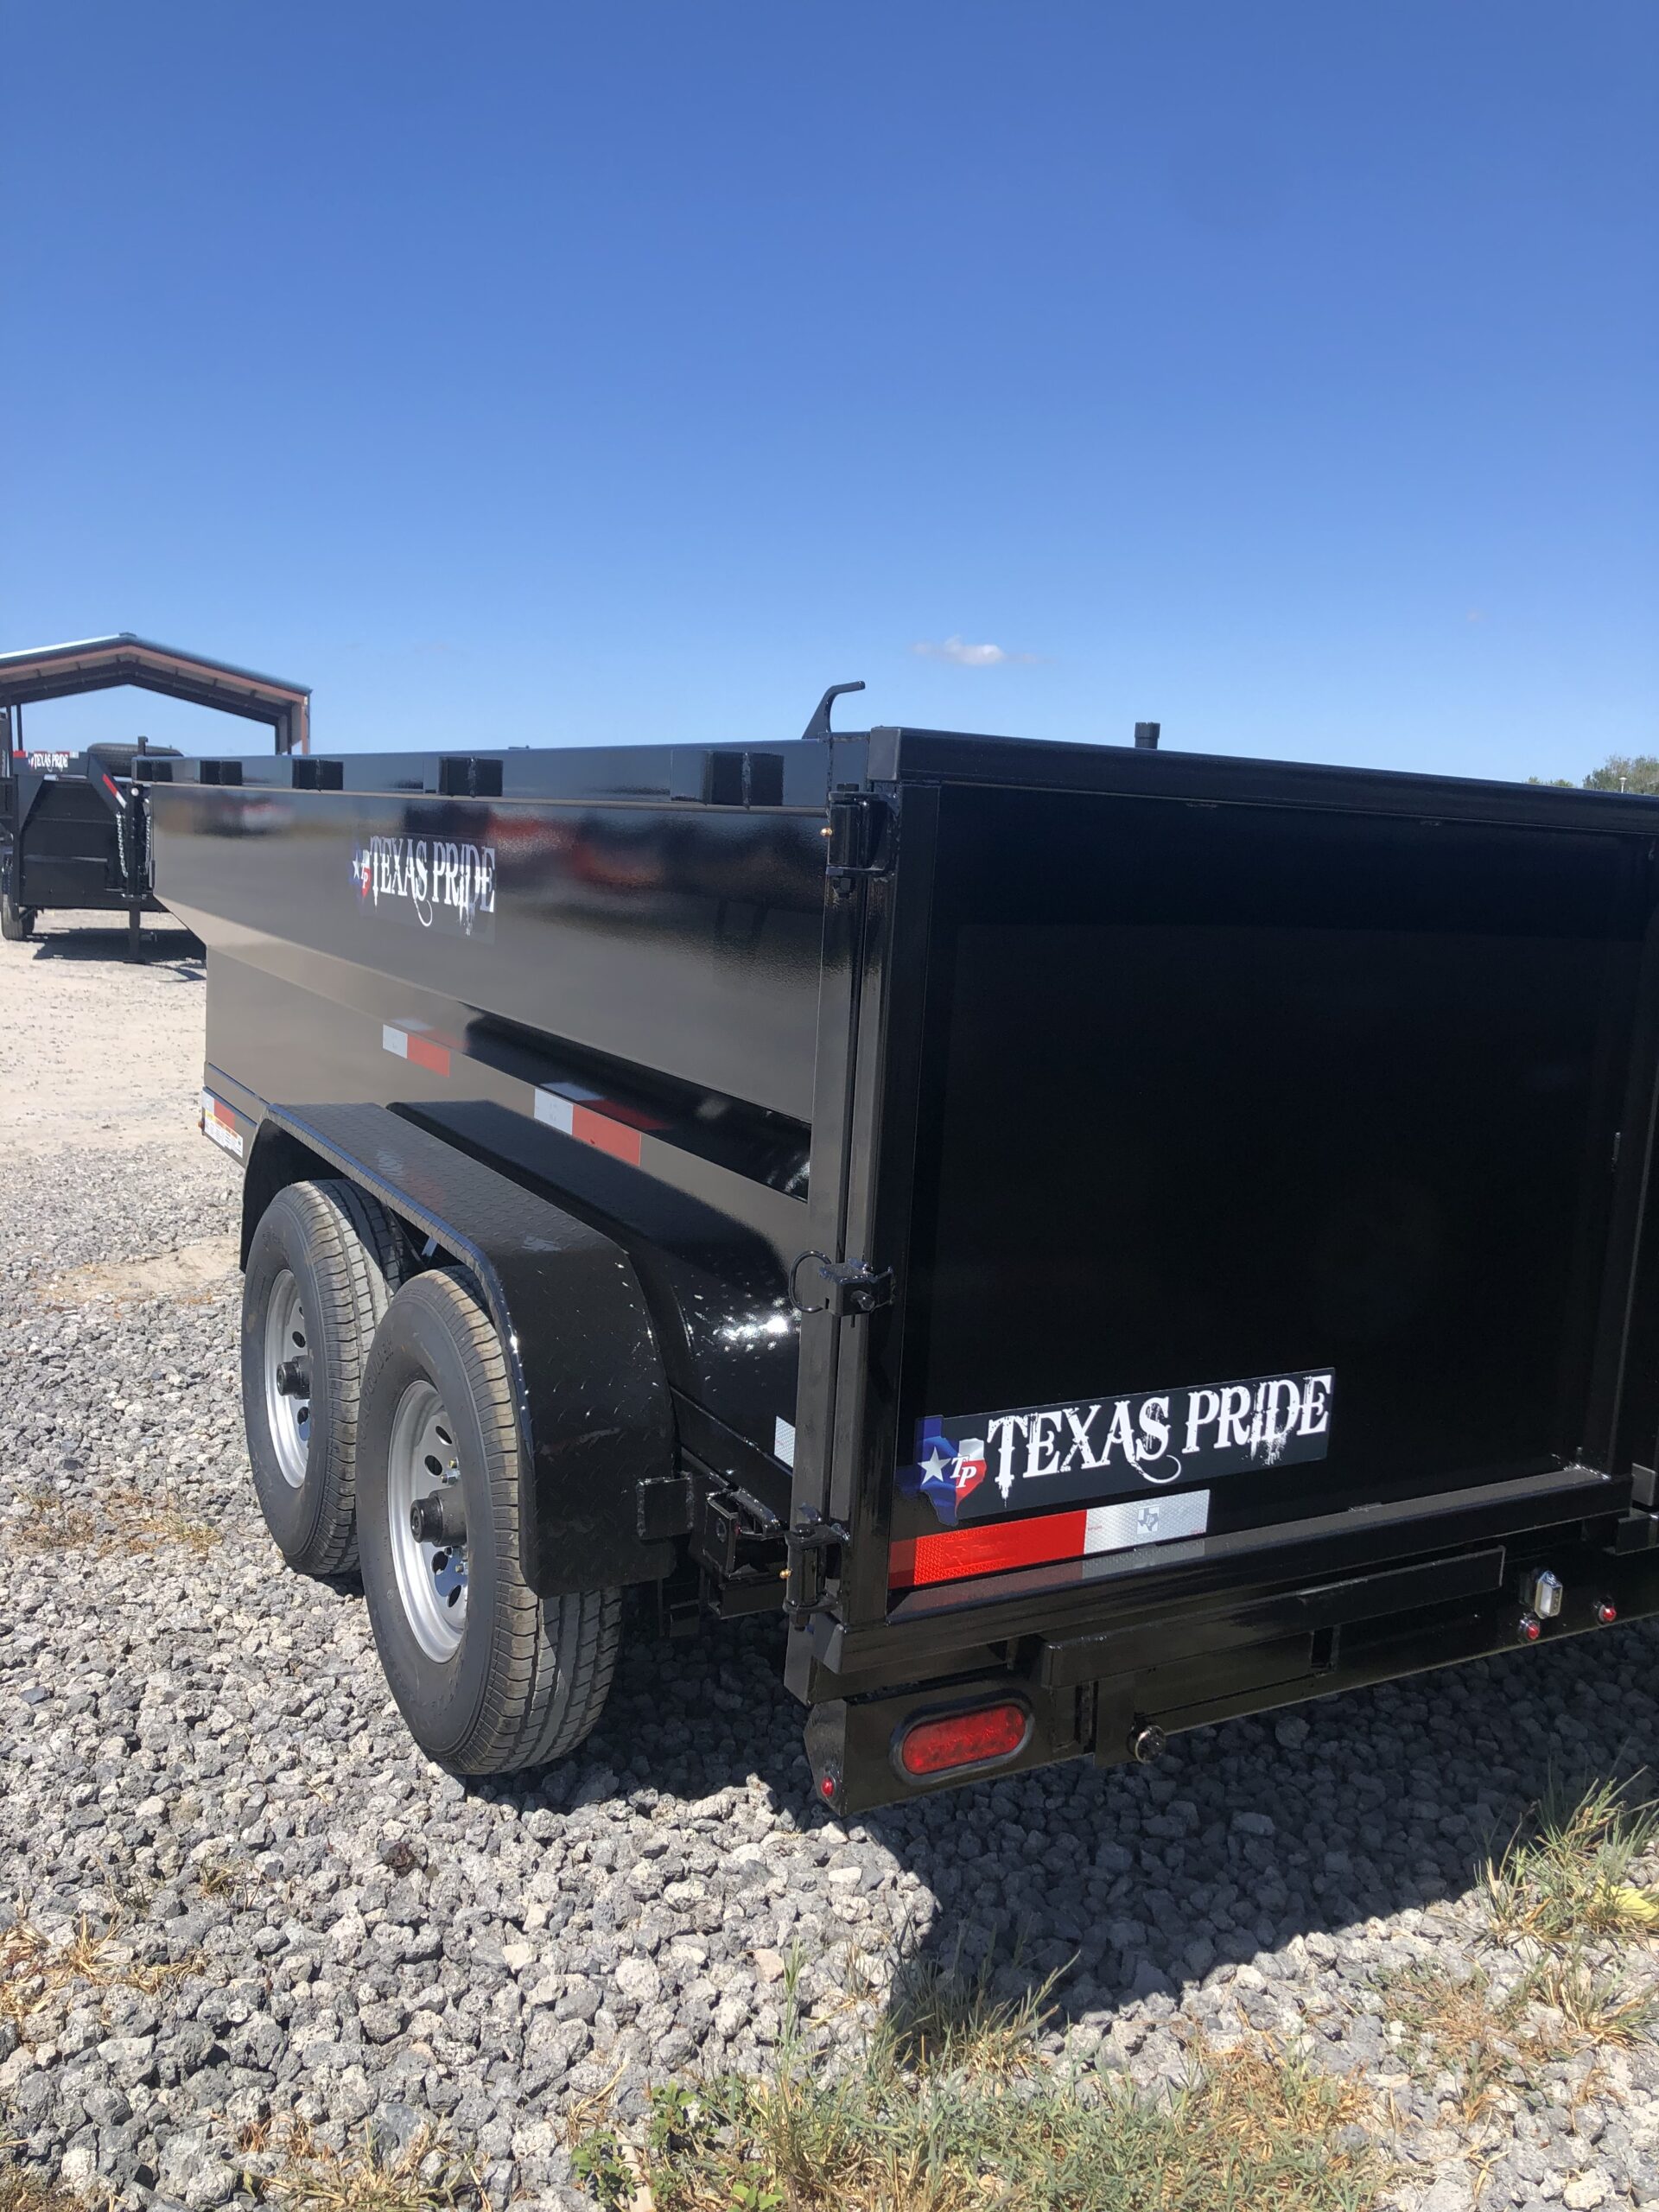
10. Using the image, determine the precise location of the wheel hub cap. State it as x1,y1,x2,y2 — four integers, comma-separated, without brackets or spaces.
263,1271,312,1489
387,1380,468,1660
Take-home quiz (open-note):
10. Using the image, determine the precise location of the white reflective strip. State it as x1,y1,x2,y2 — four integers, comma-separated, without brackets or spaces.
199,1087,216,1115
382,1026,409,1058
1084,1489,1210,1555
774,1417,796,1469
534,1087,575,1135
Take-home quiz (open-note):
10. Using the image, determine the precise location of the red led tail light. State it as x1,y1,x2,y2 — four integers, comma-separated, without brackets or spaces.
895,1700,1032,1781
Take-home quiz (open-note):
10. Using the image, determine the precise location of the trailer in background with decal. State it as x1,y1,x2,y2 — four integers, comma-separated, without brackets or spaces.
0,635,308,953
149,691,1659,1809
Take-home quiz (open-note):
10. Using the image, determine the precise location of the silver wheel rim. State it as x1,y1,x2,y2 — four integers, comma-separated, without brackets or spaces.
387,1379,468,1661
263,1269,311,1489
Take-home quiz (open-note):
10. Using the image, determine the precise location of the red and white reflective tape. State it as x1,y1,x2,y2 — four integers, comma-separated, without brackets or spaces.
378,1019,667,1172
382,1023,453,1077
890,1487,1211,1592
534,1082,664,1168
198,1088,245,1160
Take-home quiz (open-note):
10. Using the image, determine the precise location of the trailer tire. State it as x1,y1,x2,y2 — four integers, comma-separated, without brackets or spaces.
1,893,34,942
355,1268,621,1775
241,1179,408,1575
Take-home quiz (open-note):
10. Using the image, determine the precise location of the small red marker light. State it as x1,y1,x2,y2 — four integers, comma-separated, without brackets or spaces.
819,1774,836,1800
1518,1613,1542,1644
1597,1599,1618,1625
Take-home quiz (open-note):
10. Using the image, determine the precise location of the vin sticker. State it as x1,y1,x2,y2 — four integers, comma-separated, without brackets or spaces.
901,1368,1333,1526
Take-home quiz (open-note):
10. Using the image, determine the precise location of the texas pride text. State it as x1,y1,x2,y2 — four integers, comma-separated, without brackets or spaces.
353,834,497,934
904,1368,1335,1526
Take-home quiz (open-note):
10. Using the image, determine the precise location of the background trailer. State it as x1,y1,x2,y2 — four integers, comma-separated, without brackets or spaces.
0,633,309,952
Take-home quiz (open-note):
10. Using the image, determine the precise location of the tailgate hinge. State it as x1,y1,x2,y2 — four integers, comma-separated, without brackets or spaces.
825,793,893,895
789,1252,893,1318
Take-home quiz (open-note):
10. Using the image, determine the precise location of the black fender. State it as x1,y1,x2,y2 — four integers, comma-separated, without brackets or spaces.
243,1103,679,1595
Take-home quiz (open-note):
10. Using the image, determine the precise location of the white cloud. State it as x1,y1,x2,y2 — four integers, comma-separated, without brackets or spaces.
910,634,1036,668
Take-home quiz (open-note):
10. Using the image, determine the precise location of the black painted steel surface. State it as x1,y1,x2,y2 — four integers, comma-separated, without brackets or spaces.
154,756,832,1469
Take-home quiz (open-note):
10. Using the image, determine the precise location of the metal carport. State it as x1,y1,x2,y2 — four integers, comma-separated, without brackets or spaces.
0,632,310,755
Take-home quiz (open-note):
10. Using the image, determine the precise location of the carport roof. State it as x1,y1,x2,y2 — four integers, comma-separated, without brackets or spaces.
0,633,310,750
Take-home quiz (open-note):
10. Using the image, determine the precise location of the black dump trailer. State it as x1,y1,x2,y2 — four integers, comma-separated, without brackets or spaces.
148,699,1659,1812
0,634,309,953
1,736,184,948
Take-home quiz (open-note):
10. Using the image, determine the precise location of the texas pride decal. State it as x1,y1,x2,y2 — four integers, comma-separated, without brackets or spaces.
899,1368,1334,1527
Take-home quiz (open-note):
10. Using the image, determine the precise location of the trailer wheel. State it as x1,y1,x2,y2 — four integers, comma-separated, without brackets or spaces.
355,1268,621,1774
240,1179,408,1575
1,893,34,942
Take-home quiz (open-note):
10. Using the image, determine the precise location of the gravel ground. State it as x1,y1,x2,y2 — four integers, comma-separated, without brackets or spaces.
7,918,1659,2212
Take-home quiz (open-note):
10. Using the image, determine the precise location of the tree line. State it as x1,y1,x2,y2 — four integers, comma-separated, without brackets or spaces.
1531,756,1659,794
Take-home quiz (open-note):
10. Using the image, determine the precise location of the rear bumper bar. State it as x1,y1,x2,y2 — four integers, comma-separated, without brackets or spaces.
804,1500,1659,1814
796,1462,1625,1683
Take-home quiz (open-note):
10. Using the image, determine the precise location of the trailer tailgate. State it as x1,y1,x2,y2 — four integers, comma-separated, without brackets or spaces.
874,774,1656,1605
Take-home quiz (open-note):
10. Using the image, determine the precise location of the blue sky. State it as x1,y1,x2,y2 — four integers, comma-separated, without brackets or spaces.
3,3,1653,781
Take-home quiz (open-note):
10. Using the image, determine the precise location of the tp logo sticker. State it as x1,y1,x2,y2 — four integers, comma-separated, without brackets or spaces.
913,1429,989,1527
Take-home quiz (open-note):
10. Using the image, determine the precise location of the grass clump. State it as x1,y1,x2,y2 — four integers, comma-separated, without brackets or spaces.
0,2166,86,2212
0,1909,199,2037
574,1949,1387,2212
9,1483,220,1562
1480,1777,1659,1948
885,1949,1054,2078
195,1859,253,1904
1377,1960,1537,2122
1528,1951,1659,2049
1378,1946,1659,2120
6,1492,100,1554
246,2118,484,2212
1385,1774,1659,2090
128,1497,222,1562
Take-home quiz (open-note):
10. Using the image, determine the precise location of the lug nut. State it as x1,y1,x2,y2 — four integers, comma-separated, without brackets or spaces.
1129,1722,1167,1764
1597,1599,1618,1625
1518,1612,1542,1644
275,1359,310,1397
410,1491,467,1546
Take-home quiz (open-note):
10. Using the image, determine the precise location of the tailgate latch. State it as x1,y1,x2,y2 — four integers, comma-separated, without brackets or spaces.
789,1253,893,1318
785,1506,852,1627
